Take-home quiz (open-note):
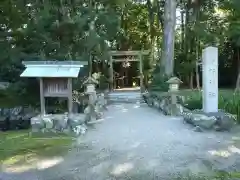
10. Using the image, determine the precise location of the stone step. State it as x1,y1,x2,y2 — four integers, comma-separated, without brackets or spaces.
108,97,143,104
107,91,143,103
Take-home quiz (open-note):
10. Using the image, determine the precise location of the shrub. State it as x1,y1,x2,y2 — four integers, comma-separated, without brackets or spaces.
184,90,240,123
184,91,202,110
98,74,109,90
149,73,170,92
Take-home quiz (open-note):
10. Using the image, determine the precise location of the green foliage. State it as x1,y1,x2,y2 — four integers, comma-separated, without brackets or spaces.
0,130,73,162
0,80,40,108
98,75,109,90
184,92,202,110
149,73,169,92
184,90,240,123
220,92,240,121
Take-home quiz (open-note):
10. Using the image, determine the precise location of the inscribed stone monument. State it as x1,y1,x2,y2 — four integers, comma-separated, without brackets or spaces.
202,46,218,113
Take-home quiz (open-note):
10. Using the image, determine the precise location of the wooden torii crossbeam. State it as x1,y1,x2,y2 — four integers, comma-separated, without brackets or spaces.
108,50,150,92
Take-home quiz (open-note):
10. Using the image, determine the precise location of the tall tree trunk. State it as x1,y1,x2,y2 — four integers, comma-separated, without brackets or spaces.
195,35,200,89
160,0,177,77
180,0,185,50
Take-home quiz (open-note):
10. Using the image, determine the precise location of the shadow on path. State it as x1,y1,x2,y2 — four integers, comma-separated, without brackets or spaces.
1,103,240,179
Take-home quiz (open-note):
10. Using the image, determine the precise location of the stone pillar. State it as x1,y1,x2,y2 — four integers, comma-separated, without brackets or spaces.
202,46,218,113
166,77,182,115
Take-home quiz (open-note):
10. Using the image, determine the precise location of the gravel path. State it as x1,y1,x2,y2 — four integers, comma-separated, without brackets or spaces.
1,103,240,180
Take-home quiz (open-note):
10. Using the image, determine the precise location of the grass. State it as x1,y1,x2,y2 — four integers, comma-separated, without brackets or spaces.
0,88,74,168
151,88,240,123
0,130,73,166
181,89,240,122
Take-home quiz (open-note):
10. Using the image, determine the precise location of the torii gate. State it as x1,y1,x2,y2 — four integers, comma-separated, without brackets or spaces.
108,50,150,92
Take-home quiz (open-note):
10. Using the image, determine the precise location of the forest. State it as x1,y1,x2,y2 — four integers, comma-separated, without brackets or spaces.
1,1,240,178
0,0,240,99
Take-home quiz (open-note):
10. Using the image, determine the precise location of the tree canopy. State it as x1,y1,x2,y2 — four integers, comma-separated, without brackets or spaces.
0,0,240,90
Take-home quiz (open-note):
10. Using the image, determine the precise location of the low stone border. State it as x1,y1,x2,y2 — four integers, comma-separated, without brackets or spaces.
142,92,236,132
30,93,108,137
142,92,186,115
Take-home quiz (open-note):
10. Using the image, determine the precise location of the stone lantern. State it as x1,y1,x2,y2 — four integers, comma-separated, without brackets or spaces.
82,76,99,122
166,77,183,92
83,76,99,108
166,77,183,115
83,76,98,94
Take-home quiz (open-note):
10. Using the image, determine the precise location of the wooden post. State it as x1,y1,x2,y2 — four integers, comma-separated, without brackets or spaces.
39,78,45,115
139,51,144,92
109,56,113,91
68,78,73,114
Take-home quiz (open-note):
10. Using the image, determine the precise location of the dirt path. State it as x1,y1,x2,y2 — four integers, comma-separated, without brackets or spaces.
1,103,240,180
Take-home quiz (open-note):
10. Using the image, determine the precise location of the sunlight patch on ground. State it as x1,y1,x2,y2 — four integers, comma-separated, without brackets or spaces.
232,136,240,141
37,157,64,170
113,87,140,91
131,142,142,148
111,162,134,176
122,109,128,112
133,102,140,108
2,154,32,166
228,145,240,154
2,156,64,173
3,164,35,173
208,145,240,158
208,150,231,158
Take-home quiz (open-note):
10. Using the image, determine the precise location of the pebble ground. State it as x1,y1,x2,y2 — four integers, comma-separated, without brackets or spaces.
1,103,240,180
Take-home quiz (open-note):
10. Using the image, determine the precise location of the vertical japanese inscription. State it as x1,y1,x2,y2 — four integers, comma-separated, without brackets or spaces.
202,47,218,113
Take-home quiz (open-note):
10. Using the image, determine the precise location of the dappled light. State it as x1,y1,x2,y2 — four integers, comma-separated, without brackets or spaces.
232,136,240,141
37,157,64,170
208,145,240,158
1,0,240,179
114,87,141,92
133,102,141,108
0,130,72,177
3,164,35,173
111,162,134,176
2,156,64,173
228,145,240,154
208,150,231,158
131,142,142,148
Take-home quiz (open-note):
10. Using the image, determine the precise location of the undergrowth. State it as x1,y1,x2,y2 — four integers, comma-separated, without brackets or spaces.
184,90,240,123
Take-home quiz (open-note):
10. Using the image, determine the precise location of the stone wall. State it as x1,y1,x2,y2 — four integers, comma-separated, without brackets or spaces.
31,113,87,136
143,92,236,132
30,93,107,136
0,106,38,131
143,92,186,115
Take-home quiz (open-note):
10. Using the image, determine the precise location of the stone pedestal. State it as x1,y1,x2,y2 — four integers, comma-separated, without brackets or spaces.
166,77,182,115
202,46,218,113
